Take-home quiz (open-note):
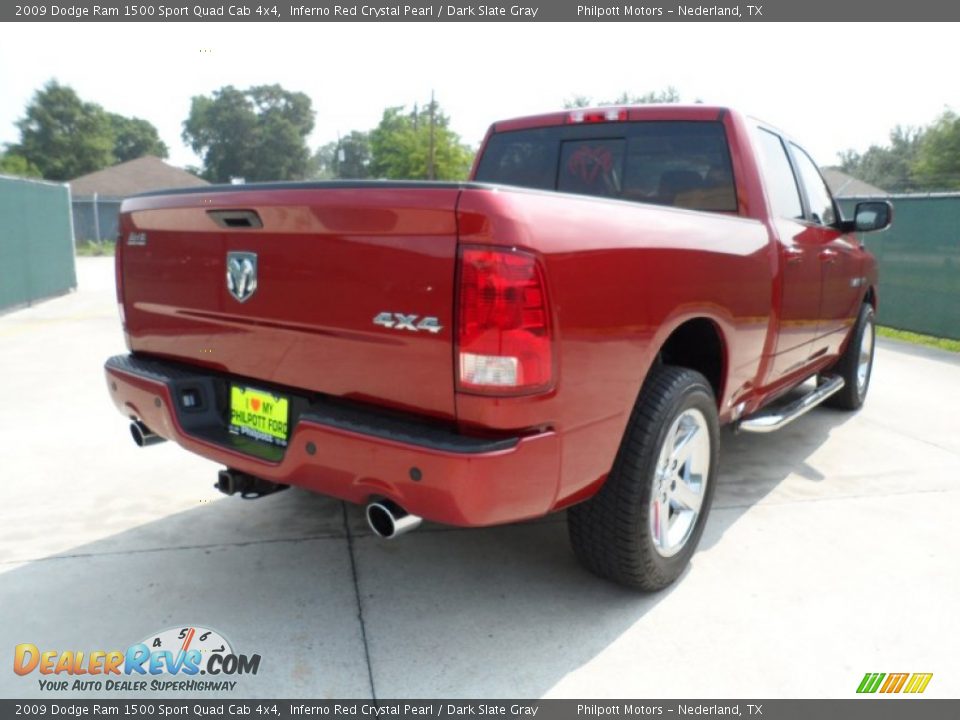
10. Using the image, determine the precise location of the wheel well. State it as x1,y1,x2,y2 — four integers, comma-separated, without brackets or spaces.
864,286,876,309
656,319,725,403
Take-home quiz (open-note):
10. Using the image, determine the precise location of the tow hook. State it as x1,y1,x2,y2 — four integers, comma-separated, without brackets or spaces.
216,469,288,499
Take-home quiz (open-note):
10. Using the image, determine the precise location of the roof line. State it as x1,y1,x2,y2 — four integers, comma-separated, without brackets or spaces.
0,173,67,188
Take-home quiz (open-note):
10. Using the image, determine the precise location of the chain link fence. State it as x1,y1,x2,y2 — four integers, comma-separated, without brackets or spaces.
71,194,122,243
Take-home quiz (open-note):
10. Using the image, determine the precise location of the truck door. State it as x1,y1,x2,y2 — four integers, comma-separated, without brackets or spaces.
788,143,864,355
754,128,824,380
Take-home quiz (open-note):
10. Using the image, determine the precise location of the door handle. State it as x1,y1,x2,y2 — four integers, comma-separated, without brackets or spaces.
820,249,838,263
784,247,804,264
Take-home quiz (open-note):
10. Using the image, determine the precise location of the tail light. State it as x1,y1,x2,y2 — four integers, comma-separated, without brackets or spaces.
115,232,125,326
456,246,553,395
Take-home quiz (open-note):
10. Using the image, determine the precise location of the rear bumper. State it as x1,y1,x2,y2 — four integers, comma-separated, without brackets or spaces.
104,354,560,526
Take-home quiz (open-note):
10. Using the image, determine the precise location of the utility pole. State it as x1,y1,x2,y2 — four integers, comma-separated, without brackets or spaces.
92,192,101,243
335,131,343,178
427,90,436,181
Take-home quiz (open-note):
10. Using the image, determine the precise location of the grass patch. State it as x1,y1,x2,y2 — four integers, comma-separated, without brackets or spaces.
75,240,115,257
878,326,960,353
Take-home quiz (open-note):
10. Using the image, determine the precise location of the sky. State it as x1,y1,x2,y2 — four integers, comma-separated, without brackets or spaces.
1,22,957,172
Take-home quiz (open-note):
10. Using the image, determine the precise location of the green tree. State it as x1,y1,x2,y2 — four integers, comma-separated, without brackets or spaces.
311,131,372,179
109,113,168,162
0,152,42,178
913,110,960,190
838,125,924,192
182,84,315,182
10,80,115,180
369,100,473,180
565,95,594,110
564,87,682,108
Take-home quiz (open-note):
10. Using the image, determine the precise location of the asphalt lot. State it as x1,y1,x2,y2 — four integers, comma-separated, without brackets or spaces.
1,256,958,699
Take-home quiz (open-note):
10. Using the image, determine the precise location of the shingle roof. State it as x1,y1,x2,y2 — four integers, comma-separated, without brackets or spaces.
69,156,208,198
821,168,888,198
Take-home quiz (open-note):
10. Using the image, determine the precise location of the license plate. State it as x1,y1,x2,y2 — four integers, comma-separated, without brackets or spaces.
229,385,290,447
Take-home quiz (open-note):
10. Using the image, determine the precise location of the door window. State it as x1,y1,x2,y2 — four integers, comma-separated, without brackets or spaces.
790,143,837,226
755,129,803,220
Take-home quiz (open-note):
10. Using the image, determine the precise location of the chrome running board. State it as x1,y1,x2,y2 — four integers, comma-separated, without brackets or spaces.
736,375,845,434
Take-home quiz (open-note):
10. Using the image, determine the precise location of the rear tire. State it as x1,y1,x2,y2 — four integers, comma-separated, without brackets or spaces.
568,365,719,591
822,302,875,411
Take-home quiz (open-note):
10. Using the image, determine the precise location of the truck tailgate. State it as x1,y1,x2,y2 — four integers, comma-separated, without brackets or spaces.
118,184,462,420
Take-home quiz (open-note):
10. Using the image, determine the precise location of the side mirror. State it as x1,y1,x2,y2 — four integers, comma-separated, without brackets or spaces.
852,200,893,233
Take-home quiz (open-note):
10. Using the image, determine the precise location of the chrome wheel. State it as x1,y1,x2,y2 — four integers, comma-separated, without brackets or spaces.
857,314,874,395
649,408,711,558
568,365,720,590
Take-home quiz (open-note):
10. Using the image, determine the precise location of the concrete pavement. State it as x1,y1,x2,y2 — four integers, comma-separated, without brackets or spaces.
1,257,958,699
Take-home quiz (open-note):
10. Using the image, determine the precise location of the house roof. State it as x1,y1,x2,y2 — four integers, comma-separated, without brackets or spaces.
69,156,207,198
821,168,888,198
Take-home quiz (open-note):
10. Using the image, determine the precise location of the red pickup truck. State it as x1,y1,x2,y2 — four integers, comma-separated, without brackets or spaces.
105,105,891,590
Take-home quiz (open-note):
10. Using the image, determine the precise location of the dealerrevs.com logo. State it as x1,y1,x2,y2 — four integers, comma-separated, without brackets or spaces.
857,672,933,694
13,626,261,693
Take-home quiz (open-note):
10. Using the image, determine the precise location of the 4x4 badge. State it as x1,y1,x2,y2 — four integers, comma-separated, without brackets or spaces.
372,312,443,334
226,252,258,303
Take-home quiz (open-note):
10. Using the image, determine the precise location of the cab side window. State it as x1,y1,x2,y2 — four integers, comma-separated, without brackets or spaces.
790,143,837,226
755,129,803,220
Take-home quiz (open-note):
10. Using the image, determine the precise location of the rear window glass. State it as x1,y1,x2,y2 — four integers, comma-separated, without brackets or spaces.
558,139,626,198
475,121,737,213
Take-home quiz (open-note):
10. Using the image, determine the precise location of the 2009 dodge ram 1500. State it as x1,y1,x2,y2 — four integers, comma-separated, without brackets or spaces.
105,105,892,590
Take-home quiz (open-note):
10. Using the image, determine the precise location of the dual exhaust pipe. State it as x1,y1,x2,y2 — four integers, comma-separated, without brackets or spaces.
366,500,422,539
130,420,165,447
131,420,420,539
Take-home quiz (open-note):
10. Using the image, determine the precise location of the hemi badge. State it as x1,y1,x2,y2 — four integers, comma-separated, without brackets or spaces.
127,232,147,246
850,276,865,288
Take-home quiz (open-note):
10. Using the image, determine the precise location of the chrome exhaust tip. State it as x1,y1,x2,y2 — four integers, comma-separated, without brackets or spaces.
130,420,165,447
366,500,422,539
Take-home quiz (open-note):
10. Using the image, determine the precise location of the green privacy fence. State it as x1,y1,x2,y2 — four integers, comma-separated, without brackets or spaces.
0,175,77,311
840,194,960,341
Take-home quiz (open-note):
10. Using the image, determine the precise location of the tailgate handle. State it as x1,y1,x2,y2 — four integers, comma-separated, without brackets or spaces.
207,209,263,229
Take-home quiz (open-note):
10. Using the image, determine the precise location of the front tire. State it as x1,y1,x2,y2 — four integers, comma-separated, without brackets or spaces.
568,365,720,591
823,302,875,410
